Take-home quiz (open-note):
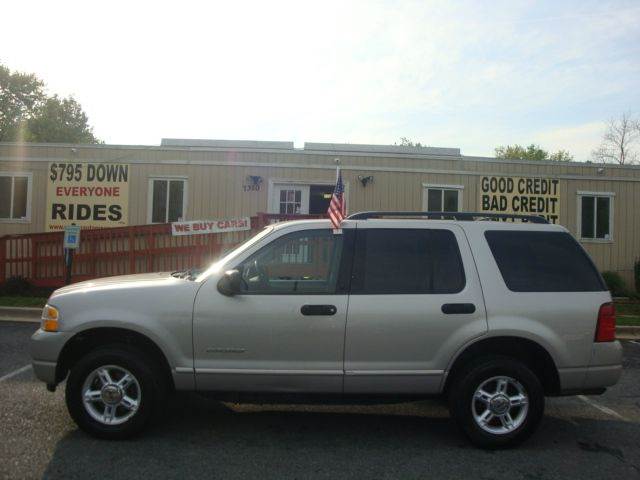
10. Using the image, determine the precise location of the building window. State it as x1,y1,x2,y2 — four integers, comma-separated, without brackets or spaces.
423,184,463,212
269,182,337,215
148,178,187,223
0,172,31,222
578,192,614,241
279,188,303,214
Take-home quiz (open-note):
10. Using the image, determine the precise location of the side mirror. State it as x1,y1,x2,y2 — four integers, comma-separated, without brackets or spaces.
217,269,242,296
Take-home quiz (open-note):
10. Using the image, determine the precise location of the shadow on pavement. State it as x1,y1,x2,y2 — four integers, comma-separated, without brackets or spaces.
41,392,640,480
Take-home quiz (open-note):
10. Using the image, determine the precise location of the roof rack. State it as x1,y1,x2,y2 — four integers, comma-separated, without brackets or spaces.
346,211,549,224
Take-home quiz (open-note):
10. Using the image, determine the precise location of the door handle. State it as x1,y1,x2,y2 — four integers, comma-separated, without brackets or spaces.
441,303,476,314
301,305,337,316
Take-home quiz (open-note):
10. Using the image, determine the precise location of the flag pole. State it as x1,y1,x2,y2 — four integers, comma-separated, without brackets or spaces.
333,165,342,235
335,157,340,192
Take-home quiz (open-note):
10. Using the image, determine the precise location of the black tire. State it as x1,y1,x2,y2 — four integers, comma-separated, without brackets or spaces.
65,345,166,440
448,356,544,449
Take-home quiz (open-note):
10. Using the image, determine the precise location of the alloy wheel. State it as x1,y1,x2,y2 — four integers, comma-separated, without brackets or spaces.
471,375,529,435
81,365,142,426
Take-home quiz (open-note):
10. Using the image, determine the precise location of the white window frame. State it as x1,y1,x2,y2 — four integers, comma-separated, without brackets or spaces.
146,176,188,224
422,183,464,212
576,191,614,243
0,171,32,223
270,184,311,215
268,179,350,215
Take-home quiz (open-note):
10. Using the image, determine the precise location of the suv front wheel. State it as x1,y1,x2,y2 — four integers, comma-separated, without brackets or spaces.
65,345,165,439
449,356,544,449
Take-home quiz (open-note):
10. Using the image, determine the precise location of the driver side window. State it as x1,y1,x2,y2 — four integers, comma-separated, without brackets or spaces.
237,229,344,294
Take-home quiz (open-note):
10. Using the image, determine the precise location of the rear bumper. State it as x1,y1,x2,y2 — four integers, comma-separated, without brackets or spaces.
558,341,623,393
583,364,623,389
587,340,624,387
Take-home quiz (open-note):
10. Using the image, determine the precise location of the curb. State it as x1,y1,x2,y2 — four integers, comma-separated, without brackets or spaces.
0,306,42,323
616,325,640,339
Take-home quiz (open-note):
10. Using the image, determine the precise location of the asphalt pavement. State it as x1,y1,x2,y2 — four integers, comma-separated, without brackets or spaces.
1,320,639,480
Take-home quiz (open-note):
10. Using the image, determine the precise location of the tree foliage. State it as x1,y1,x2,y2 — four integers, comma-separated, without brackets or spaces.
548,149,574,162
494,144,573,162
397,137,426,147
591,112,639,165
26,95,99,143
0,63,99,143
0,64,45,141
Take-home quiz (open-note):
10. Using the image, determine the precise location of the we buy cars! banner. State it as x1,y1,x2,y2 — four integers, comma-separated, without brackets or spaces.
171,218,251,236
46,162,129,231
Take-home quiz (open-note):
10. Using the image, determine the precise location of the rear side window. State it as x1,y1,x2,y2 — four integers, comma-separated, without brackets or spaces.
351,229,465,294
485,231,606,292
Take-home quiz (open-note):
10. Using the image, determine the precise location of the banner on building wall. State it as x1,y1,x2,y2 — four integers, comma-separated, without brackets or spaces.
46,162,129,231
171,218,251,236
479,176,560,224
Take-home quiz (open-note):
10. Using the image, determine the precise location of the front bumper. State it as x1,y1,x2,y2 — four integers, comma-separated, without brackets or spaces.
29,329,73,385
32,360,58,385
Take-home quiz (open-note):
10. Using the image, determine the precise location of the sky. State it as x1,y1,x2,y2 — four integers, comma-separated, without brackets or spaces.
1,0,639,160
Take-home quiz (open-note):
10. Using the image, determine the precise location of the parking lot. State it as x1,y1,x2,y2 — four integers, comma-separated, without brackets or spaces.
1,320,639,480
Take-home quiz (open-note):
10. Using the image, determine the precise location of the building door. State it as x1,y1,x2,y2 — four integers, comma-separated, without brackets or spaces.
309,185,335,214
271,184,310,214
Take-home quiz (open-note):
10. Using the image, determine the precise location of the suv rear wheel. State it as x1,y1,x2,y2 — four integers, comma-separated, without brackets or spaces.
449,356,544,449
65,345,165,439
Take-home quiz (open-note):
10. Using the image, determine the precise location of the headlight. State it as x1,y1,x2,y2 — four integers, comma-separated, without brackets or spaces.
41,305,59,332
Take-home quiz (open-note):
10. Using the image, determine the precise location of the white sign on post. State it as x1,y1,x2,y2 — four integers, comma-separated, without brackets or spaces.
171,218,251,236
63,225,81,249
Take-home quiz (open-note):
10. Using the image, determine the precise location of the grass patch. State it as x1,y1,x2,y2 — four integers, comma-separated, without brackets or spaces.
614,301,640,316
613,300,640,325
0,296,48,308
616,315,640,326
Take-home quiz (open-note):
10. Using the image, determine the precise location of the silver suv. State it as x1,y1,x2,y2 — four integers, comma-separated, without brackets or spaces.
30,212,622,448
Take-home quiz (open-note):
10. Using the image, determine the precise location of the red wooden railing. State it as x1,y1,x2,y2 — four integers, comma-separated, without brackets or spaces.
0,212,326,288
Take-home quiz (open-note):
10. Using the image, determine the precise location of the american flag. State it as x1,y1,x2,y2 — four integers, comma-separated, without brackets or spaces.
328,167,346,229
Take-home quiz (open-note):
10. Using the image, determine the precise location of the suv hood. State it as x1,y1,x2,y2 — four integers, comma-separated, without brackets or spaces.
51,272,181,297
46,272,202,334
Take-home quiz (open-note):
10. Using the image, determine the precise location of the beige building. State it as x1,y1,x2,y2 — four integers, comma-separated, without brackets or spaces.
1,139,639,284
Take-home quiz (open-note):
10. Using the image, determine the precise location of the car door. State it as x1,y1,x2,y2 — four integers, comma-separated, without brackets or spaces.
344,222,487,394
193,224,353,393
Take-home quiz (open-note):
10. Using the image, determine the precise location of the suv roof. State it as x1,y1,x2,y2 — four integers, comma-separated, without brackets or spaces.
270,212,566,233
347,211,549,223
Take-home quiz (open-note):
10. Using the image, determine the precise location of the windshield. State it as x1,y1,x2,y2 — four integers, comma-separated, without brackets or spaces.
195,226,274,281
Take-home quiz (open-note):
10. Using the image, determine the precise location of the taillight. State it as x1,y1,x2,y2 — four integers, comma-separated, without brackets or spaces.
595,302,616,342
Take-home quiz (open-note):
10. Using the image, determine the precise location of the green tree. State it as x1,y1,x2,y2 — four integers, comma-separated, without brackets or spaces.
397,137,426,147
548,149,574,162
26,95,100,144
495,144,547,161
0,64,45,141
0,63,100,143
495,144,572,162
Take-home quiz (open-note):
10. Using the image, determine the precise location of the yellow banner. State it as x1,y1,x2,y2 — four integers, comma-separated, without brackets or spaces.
46,162,129,231
479,176,560,224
